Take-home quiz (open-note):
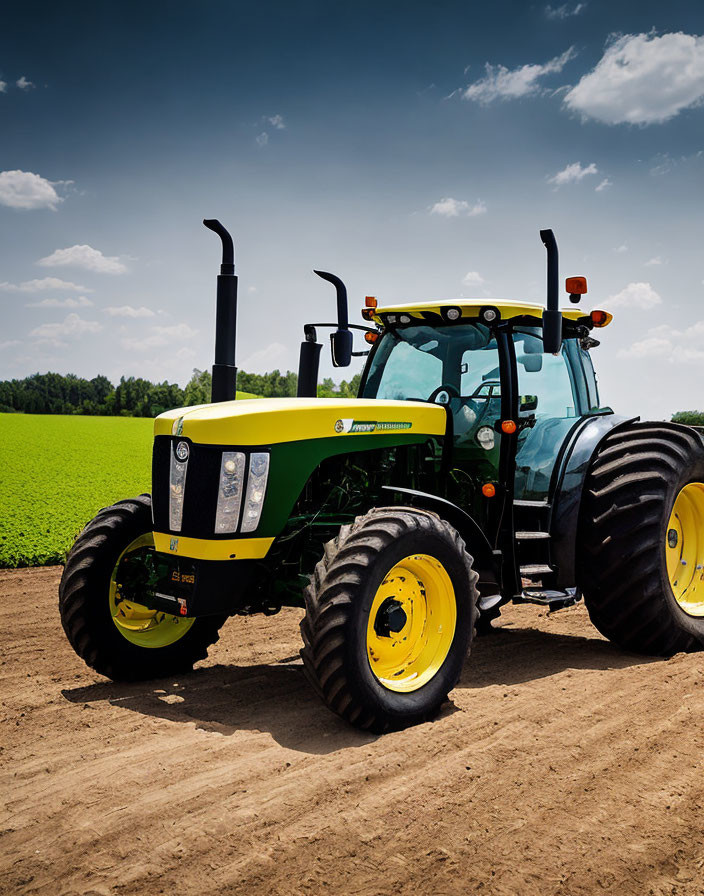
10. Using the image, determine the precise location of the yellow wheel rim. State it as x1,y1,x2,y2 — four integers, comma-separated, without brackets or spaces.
109,533,196,647
366,553,456,693
666,482,704,618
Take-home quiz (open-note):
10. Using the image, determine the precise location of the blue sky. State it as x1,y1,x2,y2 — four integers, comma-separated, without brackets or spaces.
1,0,702,417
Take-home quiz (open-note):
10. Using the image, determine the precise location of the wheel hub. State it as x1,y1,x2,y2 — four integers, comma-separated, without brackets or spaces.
666,482,704,617
365,554,457,693
373,598,408,637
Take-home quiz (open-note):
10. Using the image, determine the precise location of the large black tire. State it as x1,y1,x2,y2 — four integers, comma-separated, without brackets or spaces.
578,423,704,655
300,507,479,732
59,495,227,681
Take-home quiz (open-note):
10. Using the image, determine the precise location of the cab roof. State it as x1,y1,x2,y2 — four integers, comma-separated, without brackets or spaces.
370,299,612,327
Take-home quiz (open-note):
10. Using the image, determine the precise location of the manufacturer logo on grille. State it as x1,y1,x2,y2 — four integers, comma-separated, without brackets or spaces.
170,538,179,551
175,440,190,461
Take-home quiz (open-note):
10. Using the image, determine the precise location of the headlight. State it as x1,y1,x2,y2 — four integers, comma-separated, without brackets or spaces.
169,445,189,531
214,451,246,534
240,452,270,533
476,426,495,450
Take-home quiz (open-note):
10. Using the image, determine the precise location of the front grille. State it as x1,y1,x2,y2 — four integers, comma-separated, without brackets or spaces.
152,436,248,539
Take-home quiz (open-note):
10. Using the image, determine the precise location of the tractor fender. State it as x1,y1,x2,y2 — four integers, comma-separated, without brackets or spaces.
550,413,637,589
380,485,498,583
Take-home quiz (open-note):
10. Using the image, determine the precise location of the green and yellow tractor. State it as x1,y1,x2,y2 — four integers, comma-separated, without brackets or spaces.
59,221,704,732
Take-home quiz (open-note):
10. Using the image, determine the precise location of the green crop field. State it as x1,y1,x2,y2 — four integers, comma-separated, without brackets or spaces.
1,414,154,567
2,394,260,568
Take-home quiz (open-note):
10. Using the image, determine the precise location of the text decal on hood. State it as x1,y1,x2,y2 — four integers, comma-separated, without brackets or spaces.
334,419,413,434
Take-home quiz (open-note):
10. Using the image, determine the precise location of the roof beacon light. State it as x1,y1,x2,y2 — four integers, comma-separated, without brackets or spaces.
566,276,587,305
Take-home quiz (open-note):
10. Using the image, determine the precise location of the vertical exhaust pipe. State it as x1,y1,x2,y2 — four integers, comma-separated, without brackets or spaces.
297,325,323,398
203,218,238,402
539,228,563,355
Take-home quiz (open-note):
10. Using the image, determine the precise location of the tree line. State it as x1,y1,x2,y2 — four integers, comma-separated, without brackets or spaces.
1,369,699,423
0,369,363,417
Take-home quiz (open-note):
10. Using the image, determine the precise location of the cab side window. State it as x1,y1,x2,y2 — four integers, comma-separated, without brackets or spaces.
515,332,578,420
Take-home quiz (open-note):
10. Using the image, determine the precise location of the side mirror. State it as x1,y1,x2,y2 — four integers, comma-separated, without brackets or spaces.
520,394,538,412
331,329,353,368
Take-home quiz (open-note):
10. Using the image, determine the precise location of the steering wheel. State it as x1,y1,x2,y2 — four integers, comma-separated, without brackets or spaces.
427,384,460,405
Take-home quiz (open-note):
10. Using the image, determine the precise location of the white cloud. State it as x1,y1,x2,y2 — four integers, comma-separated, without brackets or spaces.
267,114,286,129
26,296,94,309
429,197,487,217
0,276,92,293
595,177,612,191
645,256,663,266
104,305,156,318
0,81,6,93
37,244,127,274
619,322,704,363
0,339,21,350
564,32,704,125
0,170,62,210
462,271,485,287
613,244,628,254
240,341,289,372
460,47,575,103
256,132,269,147
29,313,103,347
16,76,34,90
122,322,198,351
606,281,662,310
545,3,586,19
547,161,598,186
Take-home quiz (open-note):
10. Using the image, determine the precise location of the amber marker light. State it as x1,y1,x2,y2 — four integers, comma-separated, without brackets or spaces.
591,309,612,327
364,331,379,344
501,420,517,434
365,296,377,308
482,483,496,498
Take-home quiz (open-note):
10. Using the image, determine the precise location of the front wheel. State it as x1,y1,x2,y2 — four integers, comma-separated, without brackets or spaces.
59,495,226,681
300,508,479,732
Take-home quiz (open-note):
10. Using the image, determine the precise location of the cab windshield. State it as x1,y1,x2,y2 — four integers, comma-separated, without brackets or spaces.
361,323,497,402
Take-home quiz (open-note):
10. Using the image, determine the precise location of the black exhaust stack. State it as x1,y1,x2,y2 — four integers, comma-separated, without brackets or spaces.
540,228,563,355
203,218,238,402
297,325,323,398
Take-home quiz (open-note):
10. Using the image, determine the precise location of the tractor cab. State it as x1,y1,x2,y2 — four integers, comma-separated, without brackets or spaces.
354,297,614,599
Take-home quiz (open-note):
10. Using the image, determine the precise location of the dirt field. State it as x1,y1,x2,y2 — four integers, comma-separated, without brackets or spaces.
2,567,703,896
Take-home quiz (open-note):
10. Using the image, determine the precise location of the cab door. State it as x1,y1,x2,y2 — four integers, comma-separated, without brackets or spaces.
512,328,582,503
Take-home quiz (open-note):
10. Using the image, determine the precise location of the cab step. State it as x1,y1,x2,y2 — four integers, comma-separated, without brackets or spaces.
520,563,553,576
513,499,550,508
519,588,580,611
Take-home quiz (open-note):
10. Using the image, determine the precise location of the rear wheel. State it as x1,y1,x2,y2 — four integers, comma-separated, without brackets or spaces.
59,495,226,681
300,508,479,732
578,424,704,654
